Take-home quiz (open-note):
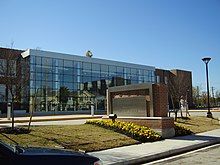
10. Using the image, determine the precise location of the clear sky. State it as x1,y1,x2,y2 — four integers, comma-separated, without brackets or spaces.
0,0,220,92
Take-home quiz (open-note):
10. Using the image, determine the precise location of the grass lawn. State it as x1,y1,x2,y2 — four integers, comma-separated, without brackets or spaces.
1,116,219,152
175,116,220,133
0,124,138,152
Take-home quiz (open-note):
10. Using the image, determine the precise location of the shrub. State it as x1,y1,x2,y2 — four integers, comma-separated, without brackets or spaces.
86,120,162,142
174,124,192,136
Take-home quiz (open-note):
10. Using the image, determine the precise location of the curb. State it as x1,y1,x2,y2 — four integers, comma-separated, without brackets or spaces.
108,138,220,165
0,116,102,124
188,110,220,112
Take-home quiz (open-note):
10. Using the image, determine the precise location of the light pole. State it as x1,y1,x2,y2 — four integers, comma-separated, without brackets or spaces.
202,57,212,118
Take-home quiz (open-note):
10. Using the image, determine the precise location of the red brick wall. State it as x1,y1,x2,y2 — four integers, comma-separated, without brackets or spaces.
153,84,168,117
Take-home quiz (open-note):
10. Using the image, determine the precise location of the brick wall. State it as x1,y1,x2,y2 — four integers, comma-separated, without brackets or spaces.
103,116,175,138
153,84,168,117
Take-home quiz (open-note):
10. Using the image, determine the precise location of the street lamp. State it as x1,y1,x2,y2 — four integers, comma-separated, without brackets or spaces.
202,57,212,118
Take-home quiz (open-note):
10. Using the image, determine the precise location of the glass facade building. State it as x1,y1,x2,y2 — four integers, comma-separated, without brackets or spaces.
22,49,155,113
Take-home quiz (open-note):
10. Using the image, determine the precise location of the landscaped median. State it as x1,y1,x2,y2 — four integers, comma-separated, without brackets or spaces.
1,117,209,153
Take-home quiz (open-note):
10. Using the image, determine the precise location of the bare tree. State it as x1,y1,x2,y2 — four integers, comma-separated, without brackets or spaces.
168,71,190,120
0,44,29,130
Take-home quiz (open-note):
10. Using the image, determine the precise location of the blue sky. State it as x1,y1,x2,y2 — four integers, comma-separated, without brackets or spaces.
0,0,220,92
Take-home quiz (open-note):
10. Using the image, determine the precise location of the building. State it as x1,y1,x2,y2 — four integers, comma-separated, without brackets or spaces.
0,47,28,113
0,47,193,114
155,68,193,108
21,49,156,113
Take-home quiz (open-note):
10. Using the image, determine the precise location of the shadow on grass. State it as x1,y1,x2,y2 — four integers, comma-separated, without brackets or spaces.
0,127,30,135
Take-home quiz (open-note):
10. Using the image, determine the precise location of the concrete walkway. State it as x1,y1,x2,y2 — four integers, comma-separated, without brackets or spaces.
0,115,102,124
89,129,220,165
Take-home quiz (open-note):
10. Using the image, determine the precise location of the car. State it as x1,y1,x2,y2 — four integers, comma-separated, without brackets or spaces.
0,140,102,165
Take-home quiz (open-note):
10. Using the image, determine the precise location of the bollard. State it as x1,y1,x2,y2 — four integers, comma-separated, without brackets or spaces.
91,104,94,116
7,102,11,120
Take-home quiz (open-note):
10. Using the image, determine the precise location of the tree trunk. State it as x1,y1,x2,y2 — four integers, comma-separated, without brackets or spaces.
11,99,15,130
28,109,33,131
179,100,183,118
28,97,35,131
170,95,177,121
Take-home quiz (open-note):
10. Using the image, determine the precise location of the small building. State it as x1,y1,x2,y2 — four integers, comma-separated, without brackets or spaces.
155,68,193,109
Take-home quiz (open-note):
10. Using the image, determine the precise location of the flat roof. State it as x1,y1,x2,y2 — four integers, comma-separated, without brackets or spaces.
22,49,155,71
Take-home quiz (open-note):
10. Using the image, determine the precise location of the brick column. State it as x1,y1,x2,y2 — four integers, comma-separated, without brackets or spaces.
153,84,168,117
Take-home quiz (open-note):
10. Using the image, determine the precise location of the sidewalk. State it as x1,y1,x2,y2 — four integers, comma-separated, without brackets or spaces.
188,108,220,112
0,115,102,124
89,129,220,165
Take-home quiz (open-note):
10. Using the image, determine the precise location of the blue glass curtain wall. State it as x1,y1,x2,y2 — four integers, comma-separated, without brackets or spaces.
29,56,155,112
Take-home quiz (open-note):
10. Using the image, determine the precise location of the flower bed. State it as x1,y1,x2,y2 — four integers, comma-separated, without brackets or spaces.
86,120,162,142
174,124,193,136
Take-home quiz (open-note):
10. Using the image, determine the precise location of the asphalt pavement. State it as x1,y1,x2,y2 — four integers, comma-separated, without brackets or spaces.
146,143,220,165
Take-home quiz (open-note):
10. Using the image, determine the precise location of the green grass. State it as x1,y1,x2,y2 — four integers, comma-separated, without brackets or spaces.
0,124,138,152
175,116,220,133
1,116,218,153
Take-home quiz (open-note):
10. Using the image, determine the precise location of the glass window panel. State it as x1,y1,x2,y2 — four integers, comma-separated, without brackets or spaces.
30,80,35,88
82,76,91,83
35,65,42,72
131,75,138,81
144,75,149,82
64,67,73,75
138,69,144,76
47,73,53,81
35,72,42,81
91,77,100,81
53,74,59,82
83,62,91,70
116,72,123,77
30,72,35,80
91,70,100,77
82,70,91,76
63,82,73,90
74,61,82,69
58,59,64,67
131,68,137,74
92,63,100,71
59,74,64,81
42,57,52,66
30,64,35,72
101,65,108,72
35,57,41,65
41,65,53,74
57,67,63,74
109,65,116,73
64,75,73,82
109,72,116,77
116,66,123,73
124,68,131,74
73,68,81,75
30,56,35,64
47,81,53,90
0,62,5,76
64,60,73,67
131,79,138,84
52,59,59,67
53,81,60,90
144,70,150,77
101,72,108,78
